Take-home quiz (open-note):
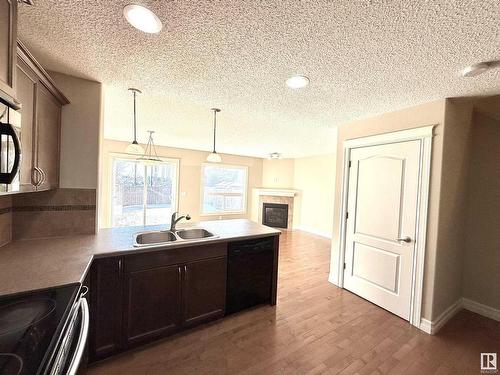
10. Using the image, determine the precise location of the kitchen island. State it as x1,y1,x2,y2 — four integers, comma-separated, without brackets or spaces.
0,219,281,362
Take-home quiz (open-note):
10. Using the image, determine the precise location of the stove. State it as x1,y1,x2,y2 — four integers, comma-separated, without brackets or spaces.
0,284,80,375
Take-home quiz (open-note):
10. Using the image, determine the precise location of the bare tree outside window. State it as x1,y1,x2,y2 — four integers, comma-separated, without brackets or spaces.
202,164,247,214
112,158,178,227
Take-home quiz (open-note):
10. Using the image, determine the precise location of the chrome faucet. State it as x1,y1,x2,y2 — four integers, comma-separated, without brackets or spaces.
170,212,191,231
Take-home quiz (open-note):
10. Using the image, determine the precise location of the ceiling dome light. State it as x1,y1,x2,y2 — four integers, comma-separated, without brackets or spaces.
123,4,163,34
462,63,490,77
286,75,310,89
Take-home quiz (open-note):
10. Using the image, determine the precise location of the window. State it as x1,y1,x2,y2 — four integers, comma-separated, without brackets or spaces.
111,156,178,227
201,164,248,215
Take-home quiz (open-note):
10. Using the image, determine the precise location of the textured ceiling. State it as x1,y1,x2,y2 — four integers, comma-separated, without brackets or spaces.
18,0,500,158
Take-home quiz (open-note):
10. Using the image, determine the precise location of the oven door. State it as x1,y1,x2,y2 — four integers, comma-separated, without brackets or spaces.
48,291,89,375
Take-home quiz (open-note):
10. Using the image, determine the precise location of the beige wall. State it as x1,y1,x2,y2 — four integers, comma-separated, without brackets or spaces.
293,154,336,236
259,155,336,237
100,139,263,228
462,110,500,310
49,72,102,189
330,100,447,321
262,159,295,188
431,100,473,317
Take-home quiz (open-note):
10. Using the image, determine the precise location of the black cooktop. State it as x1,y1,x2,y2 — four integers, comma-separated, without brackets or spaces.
0,284,79,375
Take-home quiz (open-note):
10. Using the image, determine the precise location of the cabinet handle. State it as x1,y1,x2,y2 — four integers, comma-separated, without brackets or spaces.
33,167,43,187
184,265,188,282
39,168,46,185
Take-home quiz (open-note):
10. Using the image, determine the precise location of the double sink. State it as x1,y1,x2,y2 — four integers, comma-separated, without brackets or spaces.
134,228,218,248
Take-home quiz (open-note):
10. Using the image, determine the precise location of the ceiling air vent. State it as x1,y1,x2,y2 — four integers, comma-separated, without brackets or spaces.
18,0,35,5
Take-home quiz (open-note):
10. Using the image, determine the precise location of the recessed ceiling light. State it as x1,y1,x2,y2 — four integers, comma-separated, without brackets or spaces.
286,75,310,89
123,4,162,34
461,63,490,77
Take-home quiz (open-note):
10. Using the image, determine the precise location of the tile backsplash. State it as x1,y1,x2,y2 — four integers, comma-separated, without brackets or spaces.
0,188,96,246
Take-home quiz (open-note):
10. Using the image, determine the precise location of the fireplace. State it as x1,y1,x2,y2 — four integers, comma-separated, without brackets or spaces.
262,203,289,229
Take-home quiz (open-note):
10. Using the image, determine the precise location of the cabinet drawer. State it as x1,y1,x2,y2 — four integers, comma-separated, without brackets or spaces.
123,242,227,273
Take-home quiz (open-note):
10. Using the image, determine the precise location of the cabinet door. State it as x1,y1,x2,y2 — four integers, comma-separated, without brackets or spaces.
183,257,226,327
0,0,16,98
15,60,36,191
124,265,182,346
89,257,123,362
35,83,61,191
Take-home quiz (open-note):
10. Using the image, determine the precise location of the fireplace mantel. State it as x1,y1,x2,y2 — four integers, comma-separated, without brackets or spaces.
254,188,299,197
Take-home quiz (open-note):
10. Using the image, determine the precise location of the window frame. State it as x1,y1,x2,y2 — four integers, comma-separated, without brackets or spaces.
200,162,249,216
109,152,180,227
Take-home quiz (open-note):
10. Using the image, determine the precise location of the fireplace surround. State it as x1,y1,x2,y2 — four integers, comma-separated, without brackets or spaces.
254,188,298,230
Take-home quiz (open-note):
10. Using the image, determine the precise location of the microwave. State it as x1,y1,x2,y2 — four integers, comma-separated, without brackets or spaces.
0,101,22,193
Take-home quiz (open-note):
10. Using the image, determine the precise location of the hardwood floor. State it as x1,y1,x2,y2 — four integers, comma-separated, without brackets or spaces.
87,230,500,375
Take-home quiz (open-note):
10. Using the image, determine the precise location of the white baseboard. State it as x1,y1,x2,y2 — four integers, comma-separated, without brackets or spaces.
463,298,500,322
294,226,332,239
328,272,340,286
419,318,432,334
419,298,500,335
419,298,463,335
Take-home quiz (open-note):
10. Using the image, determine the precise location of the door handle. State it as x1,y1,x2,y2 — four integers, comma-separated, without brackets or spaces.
396,236,412,243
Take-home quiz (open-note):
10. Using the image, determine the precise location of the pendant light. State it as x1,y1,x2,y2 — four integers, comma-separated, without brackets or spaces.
125,88,144,155
207,108,222,163
139,130,162,165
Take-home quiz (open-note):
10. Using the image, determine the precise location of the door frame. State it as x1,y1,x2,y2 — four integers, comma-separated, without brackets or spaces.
335,125,435,329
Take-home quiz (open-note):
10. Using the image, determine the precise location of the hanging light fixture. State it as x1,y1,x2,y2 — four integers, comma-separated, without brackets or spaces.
138,130,162,165
206,108,222,163
125,88,144,155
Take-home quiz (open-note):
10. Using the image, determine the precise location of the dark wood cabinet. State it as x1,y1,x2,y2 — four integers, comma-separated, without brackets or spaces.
0,0,17,102
183,257,226,327
88,236,278,362
122,244,227,347
89,257,123,362
16,42,69,192
123,264,182,346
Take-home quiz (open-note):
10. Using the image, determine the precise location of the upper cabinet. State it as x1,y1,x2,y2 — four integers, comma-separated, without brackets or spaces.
0,3,69,194
16,42,69,192
0,0,17,105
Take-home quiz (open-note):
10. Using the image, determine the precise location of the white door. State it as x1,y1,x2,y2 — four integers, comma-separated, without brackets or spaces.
344,140,421,320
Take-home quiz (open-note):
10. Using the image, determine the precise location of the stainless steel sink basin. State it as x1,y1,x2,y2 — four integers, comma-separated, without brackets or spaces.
133,228,218,247
175,228,215,240
135,231,177,246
